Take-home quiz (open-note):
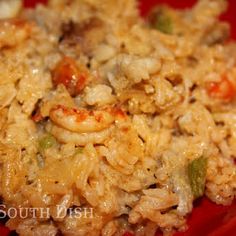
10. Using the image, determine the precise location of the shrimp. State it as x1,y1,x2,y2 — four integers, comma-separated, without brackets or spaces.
0,18,32,49
48,124,113,145
49,105,126,133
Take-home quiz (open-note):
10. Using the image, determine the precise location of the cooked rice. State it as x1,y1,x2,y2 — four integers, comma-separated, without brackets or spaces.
0,0,236,235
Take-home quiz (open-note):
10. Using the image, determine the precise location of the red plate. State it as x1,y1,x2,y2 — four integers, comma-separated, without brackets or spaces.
1,1,236,236
139,0,236,40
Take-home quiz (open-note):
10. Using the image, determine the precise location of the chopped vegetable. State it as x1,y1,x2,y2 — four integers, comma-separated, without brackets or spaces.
188,156,207,199
207,75,236,101
39,134,57,151
149,8,173,34
0,0,22,19
156,13,173,34
75,147,84,154
164,155,193,215
52,57,87,96
172,166,193,215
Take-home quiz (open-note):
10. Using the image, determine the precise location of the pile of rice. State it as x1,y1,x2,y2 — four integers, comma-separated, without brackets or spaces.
0,0,236,235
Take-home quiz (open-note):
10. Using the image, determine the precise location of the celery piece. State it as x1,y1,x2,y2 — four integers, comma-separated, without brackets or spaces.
188,157,207,199
75,147,84,154
155,12,173,34
39,134,56,151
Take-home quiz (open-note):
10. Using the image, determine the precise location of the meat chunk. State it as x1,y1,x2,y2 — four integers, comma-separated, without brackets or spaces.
59,17,106,55
201,22,230,46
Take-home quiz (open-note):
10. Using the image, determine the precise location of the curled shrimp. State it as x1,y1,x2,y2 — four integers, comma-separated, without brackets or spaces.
0,18,32,49
47,123,113,145
49,105,126,133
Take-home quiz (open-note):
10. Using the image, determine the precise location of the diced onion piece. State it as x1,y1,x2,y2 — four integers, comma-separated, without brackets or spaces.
0,0,22,19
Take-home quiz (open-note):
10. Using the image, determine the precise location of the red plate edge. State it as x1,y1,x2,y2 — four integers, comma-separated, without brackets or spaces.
139,0,236,40
1,1,236,236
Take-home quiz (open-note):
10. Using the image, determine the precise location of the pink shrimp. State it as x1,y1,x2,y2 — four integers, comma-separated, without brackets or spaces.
49,105,126,133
